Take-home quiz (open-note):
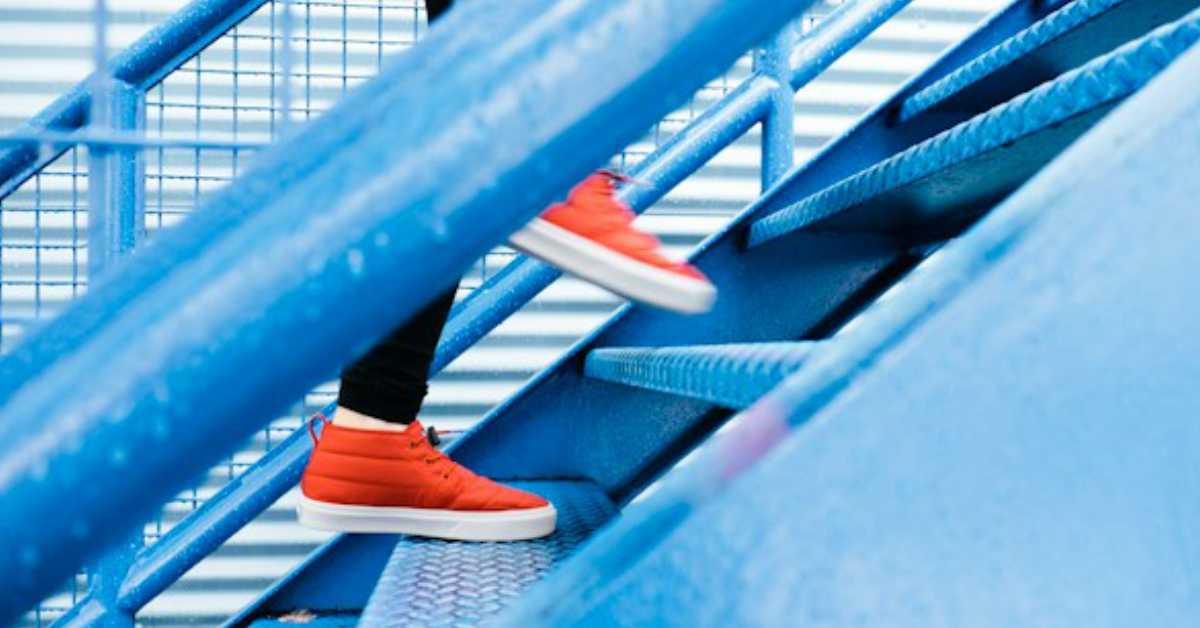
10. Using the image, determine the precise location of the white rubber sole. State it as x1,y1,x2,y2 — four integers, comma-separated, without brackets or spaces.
509,218,716,314
297,495,557,541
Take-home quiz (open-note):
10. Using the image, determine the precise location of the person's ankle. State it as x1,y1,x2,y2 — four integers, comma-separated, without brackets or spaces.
331,406,411,432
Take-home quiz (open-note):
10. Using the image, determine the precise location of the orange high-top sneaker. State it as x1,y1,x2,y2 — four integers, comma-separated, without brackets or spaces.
509,172,716,314
298,419,556,541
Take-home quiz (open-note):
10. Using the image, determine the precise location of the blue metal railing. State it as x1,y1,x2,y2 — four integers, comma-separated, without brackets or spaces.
0,0,919,624
0,4,435,624
0,0,832,622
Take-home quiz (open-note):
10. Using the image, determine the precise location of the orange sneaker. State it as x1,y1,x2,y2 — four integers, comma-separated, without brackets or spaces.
508,171,716,314
297,419,556,541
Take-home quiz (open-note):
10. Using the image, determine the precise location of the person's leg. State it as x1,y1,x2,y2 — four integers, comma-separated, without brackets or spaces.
331,0,458,431
300,0,555,542
335,284,457,429
301,0,718,541
423,0,454,21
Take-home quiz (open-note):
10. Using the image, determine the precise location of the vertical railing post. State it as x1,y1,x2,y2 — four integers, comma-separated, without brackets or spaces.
79,79,146,626
81,4,146,622
755,20,799,190
83,534,141,628
87,79,145,279
78,81,146,628
80,78,146,626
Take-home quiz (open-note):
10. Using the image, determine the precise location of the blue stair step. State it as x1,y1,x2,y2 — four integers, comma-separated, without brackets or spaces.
585,342,815,409
357,480,615,628
898,0,1200,123
747,8,1200,247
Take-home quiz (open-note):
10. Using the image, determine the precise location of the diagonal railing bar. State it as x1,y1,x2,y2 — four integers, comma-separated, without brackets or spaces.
0,0,818,621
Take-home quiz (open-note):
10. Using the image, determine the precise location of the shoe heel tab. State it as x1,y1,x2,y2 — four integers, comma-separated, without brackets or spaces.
307,412,331,445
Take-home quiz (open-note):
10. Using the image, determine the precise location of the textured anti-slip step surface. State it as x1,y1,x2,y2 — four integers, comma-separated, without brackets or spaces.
898,0,1200,122
585,342,815,410
357,480,616,628
748,8,1200,246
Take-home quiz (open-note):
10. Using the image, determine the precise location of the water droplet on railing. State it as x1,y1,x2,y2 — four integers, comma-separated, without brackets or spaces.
347,248,365,278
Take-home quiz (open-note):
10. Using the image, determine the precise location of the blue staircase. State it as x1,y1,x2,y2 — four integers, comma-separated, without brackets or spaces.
2,0,1199,626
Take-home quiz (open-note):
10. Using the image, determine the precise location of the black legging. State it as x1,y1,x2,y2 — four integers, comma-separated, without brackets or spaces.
337,0,459,424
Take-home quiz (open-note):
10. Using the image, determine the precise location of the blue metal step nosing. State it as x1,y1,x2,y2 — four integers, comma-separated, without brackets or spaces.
585,342,816,409
747,8,1200,247
899,0,1125,122
899,0,1200,123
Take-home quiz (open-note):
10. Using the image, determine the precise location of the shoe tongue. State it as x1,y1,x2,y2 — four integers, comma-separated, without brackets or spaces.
404,419,426,439
573,174,615,200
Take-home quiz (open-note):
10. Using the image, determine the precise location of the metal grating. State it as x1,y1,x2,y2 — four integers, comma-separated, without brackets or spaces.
356,481,616,628
0,0,1006,625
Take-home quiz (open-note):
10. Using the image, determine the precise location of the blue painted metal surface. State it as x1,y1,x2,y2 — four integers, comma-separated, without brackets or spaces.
0,0,817,621
82,532,140,628
748,8,1200,246
503,41,1200,626
86,80,144,279
785,0,914,91
52,418,315,627
49,3,913,618
755,26,798,189
898,0,1200,123
433,0,914,377
585,342,815,409
240,3,915,617
87,78,768,628
21,0,1190,619
687,1,1060,248
0,0,271,200
425,0,1073,509
357,481,615,628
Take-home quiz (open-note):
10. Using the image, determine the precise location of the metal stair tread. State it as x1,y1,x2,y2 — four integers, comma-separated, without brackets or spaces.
898,0,1200,122
585,342,817,409
748,9,1200,246
353,480,616,628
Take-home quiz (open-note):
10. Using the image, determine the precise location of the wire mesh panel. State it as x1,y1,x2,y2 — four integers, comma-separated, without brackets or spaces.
0,148,89,353
0,0,1006,624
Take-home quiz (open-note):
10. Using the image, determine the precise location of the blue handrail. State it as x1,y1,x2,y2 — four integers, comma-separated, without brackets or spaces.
0,0,820,621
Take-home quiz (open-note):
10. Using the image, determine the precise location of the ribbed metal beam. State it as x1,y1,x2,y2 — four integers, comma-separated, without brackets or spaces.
748,9,1200,246
898,0,1200,123
585,343,815,409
